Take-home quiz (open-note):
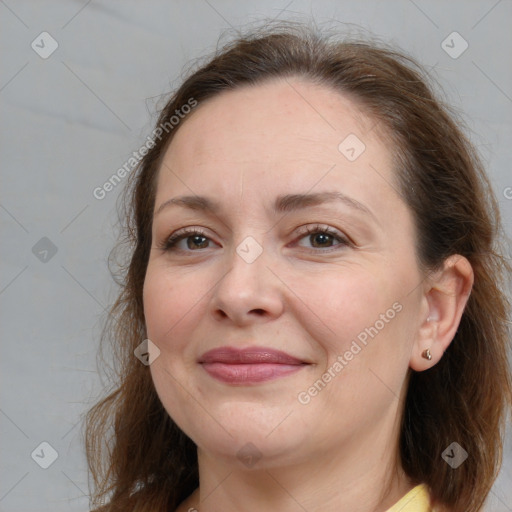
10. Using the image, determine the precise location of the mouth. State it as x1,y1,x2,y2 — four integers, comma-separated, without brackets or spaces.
198,346,310,385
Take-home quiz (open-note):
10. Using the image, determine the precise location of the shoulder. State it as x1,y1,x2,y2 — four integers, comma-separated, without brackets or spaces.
385,483,434,512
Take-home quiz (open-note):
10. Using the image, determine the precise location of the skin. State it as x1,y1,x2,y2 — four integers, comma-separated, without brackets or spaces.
142,78,474,512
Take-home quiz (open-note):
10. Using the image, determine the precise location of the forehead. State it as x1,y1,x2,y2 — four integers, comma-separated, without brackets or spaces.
155,78,400,215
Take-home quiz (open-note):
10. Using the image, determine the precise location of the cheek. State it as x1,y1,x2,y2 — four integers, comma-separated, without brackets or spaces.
143,265,203,429
296,271,410,426
294,265,411,400
142,265,196,352
292,268,393,355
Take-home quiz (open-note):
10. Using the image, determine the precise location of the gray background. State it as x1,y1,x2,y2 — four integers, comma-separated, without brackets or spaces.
1,1,511,511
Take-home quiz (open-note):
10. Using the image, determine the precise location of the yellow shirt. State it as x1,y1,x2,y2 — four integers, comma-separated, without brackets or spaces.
385,484,433,512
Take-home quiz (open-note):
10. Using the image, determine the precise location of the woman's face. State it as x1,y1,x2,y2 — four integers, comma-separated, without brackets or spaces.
143,78,427,468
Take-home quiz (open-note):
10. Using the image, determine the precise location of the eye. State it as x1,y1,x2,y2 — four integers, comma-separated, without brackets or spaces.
158,224,351,254
158,228,214,252
294,224,351,252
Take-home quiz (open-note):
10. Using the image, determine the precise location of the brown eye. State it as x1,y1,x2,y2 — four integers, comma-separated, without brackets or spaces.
295,224,350,252
160,229,214,252
308,232,336,248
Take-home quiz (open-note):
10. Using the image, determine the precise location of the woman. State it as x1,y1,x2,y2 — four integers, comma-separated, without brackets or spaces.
85,22,512,512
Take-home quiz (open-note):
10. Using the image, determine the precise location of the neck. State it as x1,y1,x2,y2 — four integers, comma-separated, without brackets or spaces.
179,404,414,512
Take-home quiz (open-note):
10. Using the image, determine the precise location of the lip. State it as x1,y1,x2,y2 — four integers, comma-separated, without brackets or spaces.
198,346,309,384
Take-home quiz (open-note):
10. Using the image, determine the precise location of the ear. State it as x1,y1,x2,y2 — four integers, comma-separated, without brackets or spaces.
410,254,474,371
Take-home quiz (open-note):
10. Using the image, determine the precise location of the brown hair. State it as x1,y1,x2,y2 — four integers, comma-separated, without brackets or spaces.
85,21,512,512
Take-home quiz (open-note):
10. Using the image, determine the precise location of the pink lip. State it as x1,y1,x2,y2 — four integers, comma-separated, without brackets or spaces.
198,347,309,384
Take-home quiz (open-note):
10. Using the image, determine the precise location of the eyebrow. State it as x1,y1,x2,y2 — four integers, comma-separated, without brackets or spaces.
155,191,375,220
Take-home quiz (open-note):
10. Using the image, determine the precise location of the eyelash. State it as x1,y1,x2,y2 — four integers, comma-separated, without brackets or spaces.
158,224,351,254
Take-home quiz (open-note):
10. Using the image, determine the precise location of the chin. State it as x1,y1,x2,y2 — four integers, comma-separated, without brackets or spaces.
197,429,307,470
181,405,309,467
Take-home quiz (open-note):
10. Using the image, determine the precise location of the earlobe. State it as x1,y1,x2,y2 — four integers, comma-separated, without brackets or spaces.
410,254,474,372
421,348,432,361
418,314,437,362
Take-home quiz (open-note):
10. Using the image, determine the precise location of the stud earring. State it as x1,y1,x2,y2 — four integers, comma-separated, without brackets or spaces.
422,348,432,360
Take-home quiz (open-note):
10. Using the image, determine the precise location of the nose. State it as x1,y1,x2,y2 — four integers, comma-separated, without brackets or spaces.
209,237,285,326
